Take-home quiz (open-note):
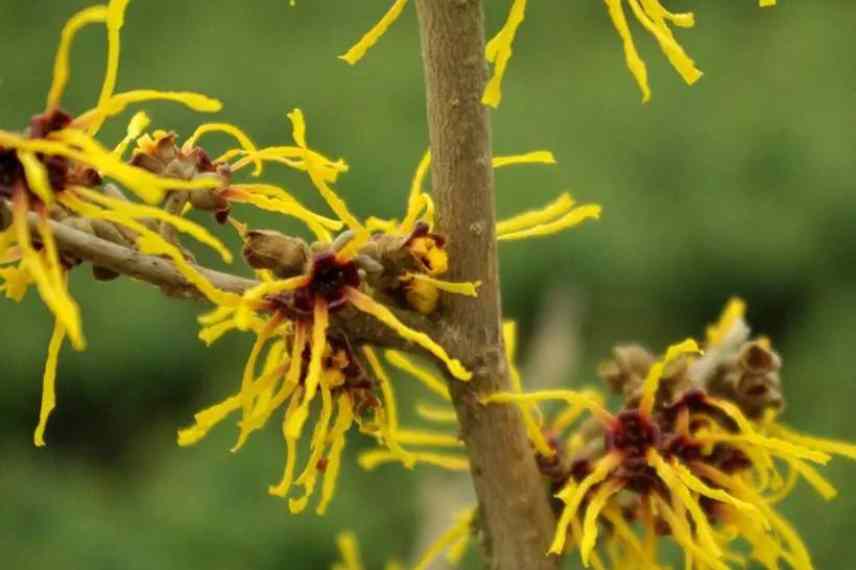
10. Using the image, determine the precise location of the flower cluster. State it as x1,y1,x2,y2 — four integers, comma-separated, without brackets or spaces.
0,0,233,446
338,0,778,105
177,133,599,514
485,299,856,569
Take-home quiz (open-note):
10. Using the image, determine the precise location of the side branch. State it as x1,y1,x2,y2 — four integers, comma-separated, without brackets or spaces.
21,208,436,350
414,1,558,569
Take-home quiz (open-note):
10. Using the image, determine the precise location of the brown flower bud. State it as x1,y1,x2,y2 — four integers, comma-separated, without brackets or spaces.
598,344,655,397
707,339,784,419
242,229,309,278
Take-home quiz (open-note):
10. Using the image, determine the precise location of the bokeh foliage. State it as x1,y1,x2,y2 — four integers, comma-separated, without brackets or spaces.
1,1,854,568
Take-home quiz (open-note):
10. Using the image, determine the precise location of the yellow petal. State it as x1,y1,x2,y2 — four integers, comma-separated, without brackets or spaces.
73,186,233,262
400,149,431,233
75,89,223,130
184,122,263,177
492,150,555,169
482,0,527,108
603,0,651,102
346,287,471,380
46,5,109,110
497,204,602,241
316,393,355,515
339,0,409,65
638,338,701,417
33,319,66,447
412,509,476,570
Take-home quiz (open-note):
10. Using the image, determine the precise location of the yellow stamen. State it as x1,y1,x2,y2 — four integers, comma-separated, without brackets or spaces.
339,0,409,65
638,338,701,417
33,318,66,447
482,0,527,108
346,287,471,381
46,5,109,110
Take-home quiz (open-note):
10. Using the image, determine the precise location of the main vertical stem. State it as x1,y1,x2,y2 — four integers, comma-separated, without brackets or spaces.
414,2,558,569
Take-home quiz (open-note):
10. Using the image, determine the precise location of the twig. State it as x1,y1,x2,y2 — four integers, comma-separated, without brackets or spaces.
22,208,436,350
414,2,559,568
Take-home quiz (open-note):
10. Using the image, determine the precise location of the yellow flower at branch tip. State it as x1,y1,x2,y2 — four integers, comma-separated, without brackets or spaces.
483,0,527,108
339,0,409,65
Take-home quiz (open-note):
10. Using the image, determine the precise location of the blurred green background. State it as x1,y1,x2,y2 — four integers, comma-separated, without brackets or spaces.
1,1,854,568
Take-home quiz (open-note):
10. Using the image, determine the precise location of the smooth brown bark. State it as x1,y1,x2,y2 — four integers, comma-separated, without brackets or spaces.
414,1,559,568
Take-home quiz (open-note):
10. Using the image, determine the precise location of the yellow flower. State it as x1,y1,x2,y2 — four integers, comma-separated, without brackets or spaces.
0,0,241,447
485,299,854,569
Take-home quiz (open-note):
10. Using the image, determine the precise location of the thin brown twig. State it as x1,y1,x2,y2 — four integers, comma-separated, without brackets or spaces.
21,206,437,351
